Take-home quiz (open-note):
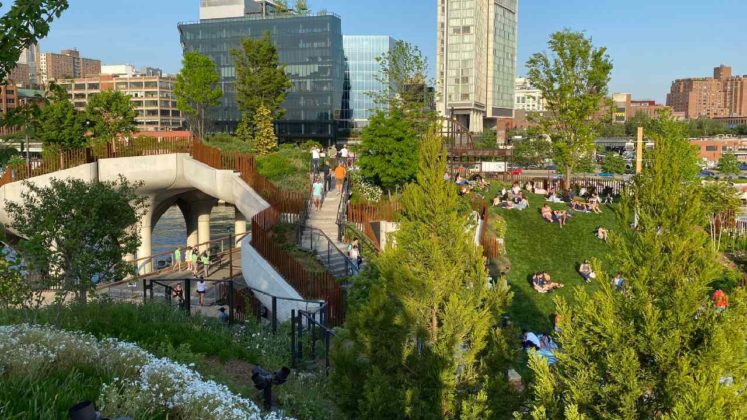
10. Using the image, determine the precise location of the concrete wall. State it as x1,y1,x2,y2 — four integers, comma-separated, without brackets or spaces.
240,235,324,322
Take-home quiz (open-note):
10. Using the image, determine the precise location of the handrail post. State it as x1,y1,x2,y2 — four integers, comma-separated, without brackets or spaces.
290,310,297,368
271,296,277,335
228,280,235,324
183,279,191,316
142,279,147,303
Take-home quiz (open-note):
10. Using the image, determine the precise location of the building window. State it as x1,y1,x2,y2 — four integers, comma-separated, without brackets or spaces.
705,146,717,151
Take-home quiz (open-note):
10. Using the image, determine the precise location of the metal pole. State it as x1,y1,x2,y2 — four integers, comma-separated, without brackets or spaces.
290,310,297,368
228,233,233,280
228,280,235,324
636,127,644,174
184,279,191,316
142,279,147,303
271,297,277,335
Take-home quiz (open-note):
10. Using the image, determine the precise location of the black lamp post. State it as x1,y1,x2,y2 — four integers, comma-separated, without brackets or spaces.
226,225,234,279
251,366,291,411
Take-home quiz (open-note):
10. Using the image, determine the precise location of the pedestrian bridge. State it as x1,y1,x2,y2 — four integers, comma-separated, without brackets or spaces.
0,140,325,322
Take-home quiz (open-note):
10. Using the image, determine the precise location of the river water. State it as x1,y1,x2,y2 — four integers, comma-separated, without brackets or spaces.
151,204,237,258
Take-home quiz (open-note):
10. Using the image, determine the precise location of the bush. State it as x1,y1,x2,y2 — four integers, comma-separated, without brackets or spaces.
490,214,508,238
350,170,383,203
256,153,295,180
299,140,323,151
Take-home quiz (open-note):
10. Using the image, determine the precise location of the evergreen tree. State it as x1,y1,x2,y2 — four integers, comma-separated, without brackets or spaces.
231,32,291,123
525,115,747,418
294,0,310,15
37,85,87,150
235,112,253,147
251,104,277,156
332,131,514,418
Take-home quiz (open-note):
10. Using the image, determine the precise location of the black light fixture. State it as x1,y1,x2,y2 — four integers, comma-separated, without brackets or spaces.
69,400,132,420
251,366,291,411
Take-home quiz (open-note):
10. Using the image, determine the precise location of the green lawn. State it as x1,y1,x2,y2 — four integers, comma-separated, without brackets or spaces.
492,193,622,333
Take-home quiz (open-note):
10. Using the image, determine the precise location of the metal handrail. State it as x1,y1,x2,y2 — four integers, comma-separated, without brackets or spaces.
298,225,358,277
335,173,351,242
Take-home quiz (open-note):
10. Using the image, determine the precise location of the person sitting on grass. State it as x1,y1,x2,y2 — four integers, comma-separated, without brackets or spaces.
514,196,529,211
612,272,624,289
511,181,521,195
553,209,568,227
588,193,602,214
596,226,609,241
571,199,590,212
541,203,554,222
532,272,564,293
579,260,596,283
546,188,564,203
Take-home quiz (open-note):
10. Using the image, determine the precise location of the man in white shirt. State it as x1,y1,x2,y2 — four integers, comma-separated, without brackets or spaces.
311,147,321,173
340,145,349,165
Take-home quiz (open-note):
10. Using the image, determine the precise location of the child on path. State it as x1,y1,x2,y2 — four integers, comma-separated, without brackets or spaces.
172,247,182,272
201,251,210,278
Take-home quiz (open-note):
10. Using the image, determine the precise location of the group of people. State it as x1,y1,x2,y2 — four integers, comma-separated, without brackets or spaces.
570,192,603,214
522,330,558,365
493,182,529,210
172,246,212,277
310,162,348,211
311,144,351,173
531,272,564,293
169,277,213,307
447,172,490,196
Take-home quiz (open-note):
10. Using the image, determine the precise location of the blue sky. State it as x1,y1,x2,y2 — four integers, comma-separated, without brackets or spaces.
10,0,747,103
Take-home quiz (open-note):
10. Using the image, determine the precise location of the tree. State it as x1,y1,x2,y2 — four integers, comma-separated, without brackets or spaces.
37,86,87,150
86,90,136,140
512,136,554,167
0,0,68,82
235,112,253,147
175,51,223,140
332,130,514,418
294,0,310,15
6,177,147,304
526,30,613,189
372,40,435,129
358,109,419,192
701,181,741,252
232,32,291,124
274,0,291,14
625,111,654,137
525,115,747,418
251,104,277,156
601,153,627,174
717,152,740,177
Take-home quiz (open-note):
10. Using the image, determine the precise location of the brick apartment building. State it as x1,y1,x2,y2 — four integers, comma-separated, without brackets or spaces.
667,65,747,119
57,74,183,132
0,83,18,136
39,49,101,84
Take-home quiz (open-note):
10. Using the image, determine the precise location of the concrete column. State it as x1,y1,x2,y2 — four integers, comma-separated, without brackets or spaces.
194,200,214,253
234,208,246,248
178,200,199,250
137,211,153,275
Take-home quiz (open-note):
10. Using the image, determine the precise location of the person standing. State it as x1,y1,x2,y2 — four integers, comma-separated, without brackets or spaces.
334,163,347,195
322,161,331,193
201,251,210,278
185,247,193,272
340,144,349,166
196,277,207,306
172,247,182,272
311,146,321,173
191,250,199,276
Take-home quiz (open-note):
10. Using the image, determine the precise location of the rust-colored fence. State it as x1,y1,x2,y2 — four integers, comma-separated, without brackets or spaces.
347,201,403,251
1,149,92,186
251,207,344,325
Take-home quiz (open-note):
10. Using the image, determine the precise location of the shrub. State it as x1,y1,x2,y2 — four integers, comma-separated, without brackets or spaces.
300,140,323,151
256,153,295,180
350,170,383,203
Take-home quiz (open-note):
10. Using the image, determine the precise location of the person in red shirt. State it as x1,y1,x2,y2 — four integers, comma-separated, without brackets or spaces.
712,289,728,312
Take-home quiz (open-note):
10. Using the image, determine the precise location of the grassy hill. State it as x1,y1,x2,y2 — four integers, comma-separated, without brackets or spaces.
491,193,622,332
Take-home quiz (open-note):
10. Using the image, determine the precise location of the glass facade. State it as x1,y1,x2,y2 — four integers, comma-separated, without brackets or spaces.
178,14,345,144
341,35,395,129
491,0,517,115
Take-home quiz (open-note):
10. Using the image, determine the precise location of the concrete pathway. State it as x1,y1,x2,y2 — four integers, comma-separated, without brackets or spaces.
302,186,357,276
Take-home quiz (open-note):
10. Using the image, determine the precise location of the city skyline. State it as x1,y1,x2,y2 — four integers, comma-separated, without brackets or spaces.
2,0,746,103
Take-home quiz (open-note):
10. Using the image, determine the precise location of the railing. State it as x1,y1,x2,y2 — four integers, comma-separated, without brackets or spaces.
347,201,403,251
252,207,345,325
500,173,628,195
291,308,335,375
297,225,359,278
336,173,351,242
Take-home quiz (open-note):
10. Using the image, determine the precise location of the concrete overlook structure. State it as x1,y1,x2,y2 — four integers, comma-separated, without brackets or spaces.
0,151,312,321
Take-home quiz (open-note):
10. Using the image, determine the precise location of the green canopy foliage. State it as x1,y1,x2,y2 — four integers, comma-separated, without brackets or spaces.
0,0,68,82
175,51,223,139
251,104,277,156
716,152,740,177
601,153,627,174
232,32,291,123
357,109,419,192
526,30,613,188
85,90,136,140
6,177,147,303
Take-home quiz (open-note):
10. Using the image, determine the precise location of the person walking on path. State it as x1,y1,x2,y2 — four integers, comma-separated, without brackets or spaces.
172,247,182,272
340,144,349,166
312,176,324,211
200,251,211,278
311,146,321,173
185,247,193,272
334,163,347,195
196,277,207,306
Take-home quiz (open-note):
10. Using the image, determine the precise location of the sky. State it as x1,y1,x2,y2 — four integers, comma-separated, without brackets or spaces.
9,0,747,103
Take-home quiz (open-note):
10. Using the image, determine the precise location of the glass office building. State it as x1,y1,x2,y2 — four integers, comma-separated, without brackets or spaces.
178,13,345,143
341,35,395,130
